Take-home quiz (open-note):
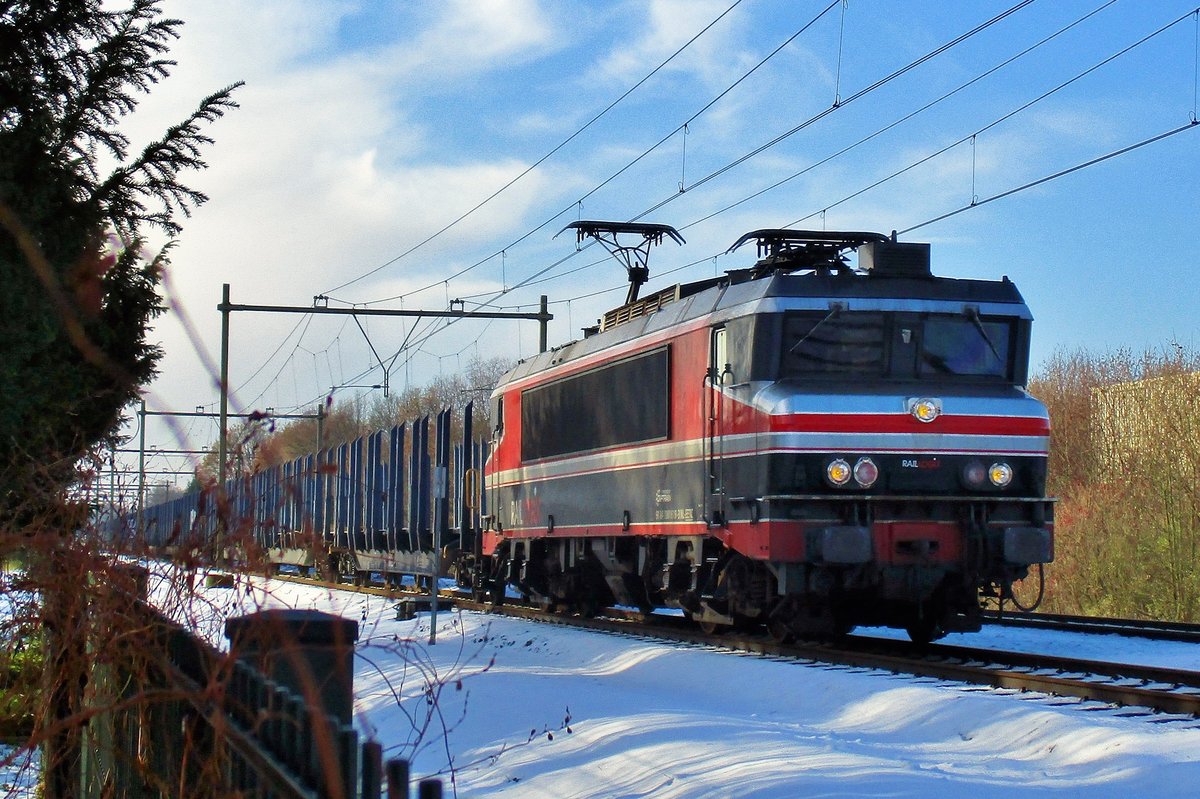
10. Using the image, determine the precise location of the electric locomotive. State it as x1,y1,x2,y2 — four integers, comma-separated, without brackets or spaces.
478,223,1053,642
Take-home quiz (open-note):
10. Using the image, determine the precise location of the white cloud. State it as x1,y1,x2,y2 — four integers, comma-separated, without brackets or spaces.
169,0,355,69
595,0,744,86
104,0,585,426
375,0,561,83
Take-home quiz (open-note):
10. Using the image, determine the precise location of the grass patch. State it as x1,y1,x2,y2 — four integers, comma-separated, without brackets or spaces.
0,634,40,738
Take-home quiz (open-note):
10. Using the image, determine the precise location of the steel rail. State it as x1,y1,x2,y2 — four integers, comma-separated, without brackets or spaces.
986,610,1200,644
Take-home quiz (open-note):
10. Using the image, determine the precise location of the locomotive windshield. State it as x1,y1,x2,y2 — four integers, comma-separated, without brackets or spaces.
919,315,1011,378
784,311,886,375
781,310,1018,382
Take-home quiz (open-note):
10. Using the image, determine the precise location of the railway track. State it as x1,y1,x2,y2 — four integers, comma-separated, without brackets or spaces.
985,609,1200,643
267,571,1200,719
447,598,1200,718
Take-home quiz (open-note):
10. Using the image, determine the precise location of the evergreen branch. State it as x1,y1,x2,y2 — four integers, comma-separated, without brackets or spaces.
96,81,242,236
1,0,242,523
53,1,181,167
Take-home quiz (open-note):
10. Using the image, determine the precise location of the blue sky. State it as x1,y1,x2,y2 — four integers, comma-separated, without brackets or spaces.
121,0,1200,473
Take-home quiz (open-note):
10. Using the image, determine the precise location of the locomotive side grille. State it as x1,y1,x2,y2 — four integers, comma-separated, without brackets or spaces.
600,284,681,331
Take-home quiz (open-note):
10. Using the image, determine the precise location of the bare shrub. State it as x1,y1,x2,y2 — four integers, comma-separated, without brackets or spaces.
1029,346,1200,620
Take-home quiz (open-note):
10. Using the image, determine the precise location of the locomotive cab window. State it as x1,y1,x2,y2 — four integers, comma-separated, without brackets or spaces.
919,314,1014,380
491,395,504,440
712,326,729,384
781,311,886,377
780,310,1020,383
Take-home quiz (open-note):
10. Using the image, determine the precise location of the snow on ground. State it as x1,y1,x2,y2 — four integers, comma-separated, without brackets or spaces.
174,573,1200,798
858,624,1200,671
0,745,38,798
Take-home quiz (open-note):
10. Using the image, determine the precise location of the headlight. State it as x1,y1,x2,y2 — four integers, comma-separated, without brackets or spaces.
853,457,879,488
908,397,941,423
989,462,1013,487
826,458,852,486
962,460,987,487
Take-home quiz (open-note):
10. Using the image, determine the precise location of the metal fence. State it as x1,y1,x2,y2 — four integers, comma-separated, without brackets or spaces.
79,573,446,798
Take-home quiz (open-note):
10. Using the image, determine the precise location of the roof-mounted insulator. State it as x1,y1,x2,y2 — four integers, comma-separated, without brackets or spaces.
558,220,685,304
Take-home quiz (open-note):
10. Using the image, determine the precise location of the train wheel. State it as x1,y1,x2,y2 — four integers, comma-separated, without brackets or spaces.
576,596,599,618
486,576,505,606
338,554,357,584
319,554,337,582
905,615,944,645
483,563,505,605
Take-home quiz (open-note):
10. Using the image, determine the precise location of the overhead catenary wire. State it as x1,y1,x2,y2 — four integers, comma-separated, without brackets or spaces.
482,0,1182,309
261,3,1193,416
345,0,962,328
280,0,1052,406
425,0,1044,320
1193,9,1199,121
679,0,1121,233
282,99,1192,414
833,0,847,106
780,6,1200,228
241,310,358,411
362,0,848,333
244,312,314,407
354,0,842,309
321,0,751,297
537,56,1200,312
601,0,842,199
511,116,1200,314
630,0,1038,222
899,120,1200,235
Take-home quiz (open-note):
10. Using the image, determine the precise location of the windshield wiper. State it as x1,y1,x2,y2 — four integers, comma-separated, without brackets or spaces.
790,302,846,354
964,306,1003,364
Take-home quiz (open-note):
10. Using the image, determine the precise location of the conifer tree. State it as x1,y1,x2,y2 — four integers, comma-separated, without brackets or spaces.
1,4,241,794
0,0,242,521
